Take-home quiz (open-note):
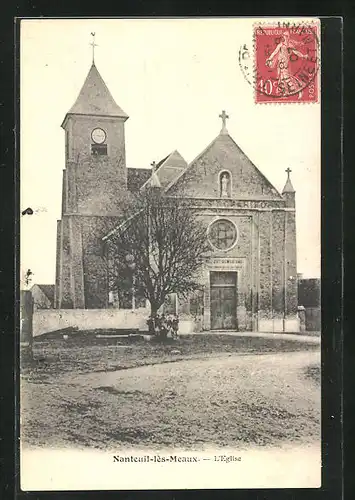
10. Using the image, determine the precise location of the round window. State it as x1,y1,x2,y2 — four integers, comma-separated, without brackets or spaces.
208,219,238,251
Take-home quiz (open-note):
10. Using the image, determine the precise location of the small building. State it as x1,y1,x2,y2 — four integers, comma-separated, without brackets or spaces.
298,278,321,331
30,284,55,310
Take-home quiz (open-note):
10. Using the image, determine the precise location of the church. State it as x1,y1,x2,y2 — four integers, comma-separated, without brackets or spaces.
54,59,299,333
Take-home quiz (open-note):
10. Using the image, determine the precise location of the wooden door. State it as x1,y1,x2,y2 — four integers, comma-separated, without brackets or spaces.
210,272,237,330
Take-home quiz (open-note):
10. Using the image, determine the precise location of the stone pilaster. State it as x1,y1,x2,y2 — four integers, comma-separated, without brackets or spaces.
66,162,78,213
203,267,211,330
284,209,298,331
54,220,61,308
258,211,273,331
236,284,247,331
69,216,85,308
59,215,73,308
251,212,259,331
271,210,287,331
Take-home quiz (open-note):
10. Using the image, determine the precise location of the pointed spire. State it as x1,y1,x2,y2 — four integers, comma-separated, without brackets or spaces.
63,63,128,124
282,167,295,194
219,110,229,135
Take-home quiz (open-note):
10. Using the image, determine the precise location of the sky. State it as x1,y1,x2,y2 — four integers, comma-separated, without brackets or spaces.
20,18,321,286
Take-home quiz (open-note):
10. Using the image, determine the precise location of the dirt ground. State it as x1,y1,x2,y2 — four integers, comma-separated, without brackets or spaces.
22,332,319,378
21,334,320,451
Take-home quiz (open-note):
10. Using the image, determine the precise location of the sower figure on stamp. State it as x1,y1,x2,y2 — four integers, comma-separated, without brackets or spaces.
266,31,310,95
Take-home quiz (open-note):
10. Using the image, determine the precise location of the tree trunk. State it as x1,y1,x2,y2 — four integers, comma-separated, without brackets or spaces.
147,301,159,334
150,302,159,318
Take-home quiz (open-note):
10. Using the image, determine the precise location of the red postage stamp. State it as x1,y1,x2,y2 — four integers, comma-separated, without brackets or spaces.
253,23,320,103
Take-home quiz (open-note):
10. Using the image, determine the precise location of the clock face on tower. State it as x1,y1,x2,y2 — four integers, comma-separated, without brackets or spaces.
91,128,106,144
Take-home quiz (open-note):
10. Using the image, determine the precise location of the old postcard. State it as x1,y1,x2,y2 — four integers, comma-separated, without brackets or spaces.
19,17,321,490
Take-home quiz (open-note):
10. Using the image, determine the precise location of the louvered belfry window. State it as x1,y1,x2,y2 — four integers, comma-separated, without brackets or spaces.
91,143,108,156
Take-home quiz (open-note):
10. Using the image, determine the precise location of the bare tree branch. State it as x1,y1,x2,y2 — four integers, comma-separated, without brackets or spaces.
104,187,210,316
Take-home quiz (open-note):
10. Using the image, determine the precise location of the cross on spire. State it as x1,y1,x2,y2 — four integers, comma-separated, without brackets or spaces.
219,110,229,134
90,32,98,64
285,167,292,178
151,161,156,171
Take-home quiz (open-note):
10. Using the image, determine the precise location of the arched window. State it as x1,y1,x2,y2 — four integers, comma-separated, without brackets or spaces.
219,171,232,198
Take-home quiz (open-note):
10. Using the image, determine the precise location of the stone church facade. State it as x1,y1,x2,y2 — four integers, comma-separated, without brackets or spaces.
55,62,299,332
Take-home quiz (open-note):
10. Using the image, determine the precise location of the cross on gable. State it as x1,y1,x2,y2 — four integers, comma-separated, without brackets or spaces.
219,110,229,134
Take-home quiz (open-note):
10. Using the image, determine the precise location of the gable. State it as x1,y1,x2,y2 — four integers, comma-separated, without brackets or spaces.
38,285,55,305
167,133,282,200
31,284,55,307
155,150,187,189
139,150,188,191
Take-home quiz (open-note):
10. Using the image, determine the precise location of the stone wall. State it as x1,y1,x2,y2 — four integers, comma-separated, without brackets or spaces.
74,156,127,216
33,308,149,337
33,308,196,338
20,290,34,345
80,216,121,308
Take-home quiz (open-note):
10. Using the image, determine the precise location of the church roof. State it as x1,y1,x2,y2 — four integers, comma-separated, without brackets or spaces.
166,131,283,199
127,168,152,192
31,284,55,306
156,150,188,189
63,63,128,122
140,150,188,191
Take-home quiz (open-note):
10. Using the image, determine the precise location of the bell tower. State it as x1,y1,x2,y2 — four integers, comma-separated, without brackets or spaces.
55,38,129,309
61,61,129,215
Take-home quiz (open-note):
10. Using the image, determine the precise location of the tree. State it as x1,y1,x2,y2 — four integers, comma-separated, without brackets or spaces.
103,187,210,325
24,268,34,288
